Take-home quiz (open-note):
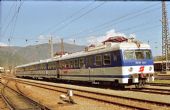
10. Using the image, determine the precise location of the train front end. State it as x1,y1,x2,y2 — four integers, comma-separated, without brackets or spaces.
121,42,154,87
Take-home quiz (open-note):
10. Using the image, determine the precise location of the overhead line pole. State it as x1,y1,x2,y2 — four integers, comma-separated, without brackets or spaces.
61,38,64,55
49,36,54,58
162,1,170,72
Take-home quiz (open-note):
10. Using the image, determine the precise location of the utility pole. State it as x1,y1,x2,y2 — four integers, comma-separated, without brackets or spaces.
162,1,170,72
61,38,64,55
7,38,11,74
49,36,54,58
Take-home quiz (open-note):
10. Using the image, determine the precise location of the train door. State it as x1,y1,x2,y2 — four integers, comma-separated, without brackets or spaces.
56,61,60,78
86,56,94,82
112,50,122,84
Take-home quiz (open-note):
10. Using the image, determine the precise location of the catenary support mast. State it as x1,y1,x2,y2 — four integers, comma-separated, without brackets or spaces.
162,1,170,71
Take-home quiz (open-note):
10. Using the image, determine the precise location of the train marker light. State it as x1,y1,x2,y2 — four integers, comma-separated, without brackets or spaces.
128,67,133,72
149,67,152,71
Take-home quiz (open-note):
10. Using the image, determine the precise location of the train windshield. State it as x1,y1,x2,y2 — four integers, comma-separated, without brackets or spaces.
124,49,152,60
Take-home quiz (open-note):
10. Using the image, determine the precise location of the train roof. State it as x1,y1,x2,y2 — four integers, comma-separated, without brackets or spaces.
154,60,170,64
15,37,151,68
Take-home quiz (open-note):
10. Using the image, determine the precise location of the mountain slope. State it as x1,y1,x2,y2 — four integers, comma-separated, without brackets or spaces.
0,43,85,68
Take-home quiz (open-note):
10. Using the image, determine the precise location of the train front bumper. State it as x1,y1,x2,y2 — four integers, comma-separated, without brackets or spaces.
128,73,154,84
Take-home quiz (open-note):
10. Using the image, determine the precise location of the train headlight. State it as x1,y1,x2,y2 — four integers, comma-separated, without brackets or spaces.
128,67,133,72
149,66,152,71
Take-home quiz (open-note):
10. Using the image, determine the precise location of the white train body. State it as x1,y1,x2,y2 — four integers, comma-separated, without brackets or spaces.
15,37,154,85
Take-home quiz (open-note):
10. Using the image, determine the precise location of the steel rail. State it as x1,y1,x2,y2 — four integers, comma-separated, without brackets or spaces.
149,83,170,87
1,89,15,110
129,88,170,95
9,78,170,109
1,82,50,110
14,80,149,110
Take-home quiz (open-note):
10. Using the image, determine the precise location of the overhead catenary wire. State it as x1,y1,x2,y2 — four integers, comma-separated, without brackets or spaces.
8,1,23,41
5,3,161,46
15,1,157,45
0,2,164,47
66,7,161,38
130,24,161,34
51,1,106,34
0,3,18,41
2,2,16,26
38,1,95,36
1,0,24,41
11,23,161,46
68,3,161,39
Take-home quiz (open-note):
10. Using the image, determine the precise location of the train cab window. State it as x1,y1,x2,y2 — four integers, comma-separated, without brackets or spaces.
95,55,102,66
103,53,111,65
135,51,144,60
79,58,85,68
74,59,79,68
145,50,152,59
124,50,134,60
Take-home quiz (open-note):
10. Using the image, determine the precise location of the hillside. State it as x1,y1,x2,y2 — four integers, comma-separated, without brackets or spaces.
0,43,85,68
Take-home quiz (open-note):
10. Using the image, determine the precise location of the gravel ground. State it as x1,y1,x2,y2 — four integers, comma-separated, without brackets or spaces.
2,77,170,110
0,83,41,110
18,83,131,110
0,97,9,110
45,82,170,104
20,79,170,104
146,85,170,90
1,79,133,110
0,84,9,110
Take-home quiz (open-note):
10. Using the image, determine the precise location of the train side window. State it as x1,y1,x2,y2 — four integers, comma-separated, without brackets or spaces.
53,62,57,69
65,60,69,68
60,61,65,68
95,55,102,66
56,62,59,68
103,53,111,65
40,64,43,70
74,59,79,68
43,64,45,70
69,60,74,68
49,62,56,69
42,64,45,70
113,52,118,61
48,63,50,69
79,58,85,68
87,56,94,67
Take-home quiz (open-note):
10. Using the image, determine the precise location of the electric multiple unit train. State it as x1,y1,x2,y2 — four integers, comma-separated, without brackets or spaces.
15,37,154,87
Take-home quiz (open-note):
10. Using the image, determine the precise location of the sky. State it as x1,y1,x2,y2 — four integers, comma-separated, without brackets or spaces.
1,1,170,56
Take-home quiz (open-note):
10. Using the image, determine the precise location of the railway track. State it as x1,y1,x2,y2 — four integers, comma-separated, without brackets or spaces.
1,92,14,110
149,83,170,87
5,78,170,110
0,82,50,110
0,82,14,110
129,87,170,95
